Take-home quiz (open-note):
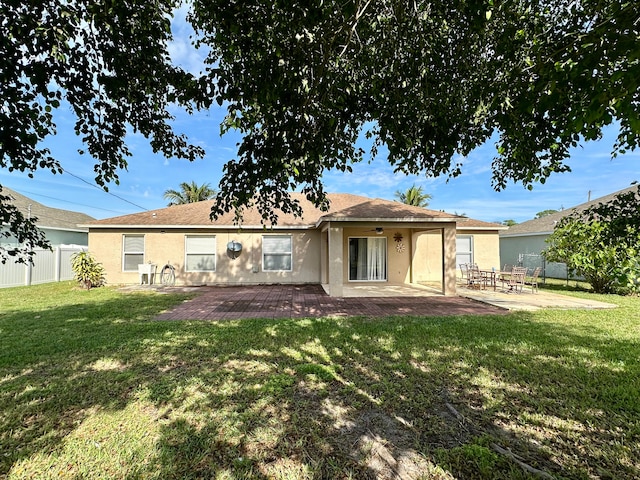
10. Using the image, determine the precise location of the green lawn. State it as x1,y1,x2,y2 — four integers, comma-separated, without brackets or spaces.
1,282,638,479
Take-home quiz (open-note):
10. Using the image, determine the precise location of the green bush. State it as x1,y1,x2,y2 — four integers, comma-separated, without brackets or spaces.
544,186,640,295
71,251,106,290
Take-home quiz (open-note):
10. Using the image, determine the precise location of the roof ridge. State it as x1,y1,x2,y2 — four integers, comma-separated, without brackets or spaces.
501,185,639,236
2,186,95,230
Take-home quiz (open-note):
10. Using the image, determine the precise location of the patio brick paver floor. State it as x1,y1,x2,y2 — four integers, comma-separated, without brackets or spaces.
154,284,508,321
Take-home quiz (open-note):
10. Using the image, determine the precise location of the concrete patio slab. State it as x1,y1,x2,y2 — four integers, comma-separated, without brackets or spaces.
458,285,617,311
330,283,443,298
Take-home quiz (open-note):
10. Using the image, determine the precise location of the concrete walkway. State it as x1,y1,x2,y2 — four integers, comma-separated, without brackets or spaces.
458,285,617,311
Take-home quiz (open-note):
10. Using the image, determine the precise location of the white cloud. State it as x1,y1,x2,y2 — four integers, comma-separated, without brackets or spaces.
168,3,209,76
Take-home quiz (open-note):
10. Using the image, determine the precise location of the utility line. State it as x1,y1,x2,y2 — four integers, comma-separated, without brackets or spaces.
15,189,126,215
61,169,149,211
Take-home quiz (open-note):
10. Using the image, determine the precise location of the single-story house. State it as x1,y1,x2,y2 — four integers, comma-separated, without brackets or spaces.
500,185,638,278
85,193,504,296
1,187,94,247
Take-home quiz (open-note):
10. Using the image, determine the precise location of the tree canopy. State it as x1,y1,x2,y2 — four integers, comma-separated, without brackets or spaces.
0,187,48,264
394,185,432,207
2,0,639,260
163,181,217,206
535,209,559,219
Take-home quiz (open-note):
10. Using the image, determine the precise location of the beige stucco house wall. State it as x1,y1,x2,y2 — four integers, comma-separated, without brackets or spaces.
89,228,322,286
411,224,503,287
85,193,503,297
412,229,445,286
463,229,501,270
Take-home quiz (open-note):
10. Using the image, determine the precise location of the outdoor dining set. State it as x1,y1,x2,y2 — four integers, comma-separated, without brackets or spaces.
460,264,542,293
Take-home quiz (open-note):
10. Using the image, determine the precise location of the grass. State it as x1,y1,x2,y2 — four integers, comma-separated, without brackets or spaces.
538,277,593,292
1,282,639,479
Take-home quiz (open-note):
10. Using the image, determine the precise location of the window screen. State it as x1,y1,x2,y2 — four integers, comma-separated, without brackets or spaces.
262,235,292,271
456,235,474,266
185,235,216,271
123,235,144,271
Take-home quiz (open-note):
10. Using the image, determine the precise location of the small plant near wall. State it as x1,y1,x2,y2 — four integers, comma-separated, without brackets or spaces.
71,251,106,290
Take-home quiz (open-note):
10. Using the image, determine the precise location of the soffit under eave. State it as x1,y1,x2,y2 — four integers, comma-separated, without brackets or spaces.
315,218,457,230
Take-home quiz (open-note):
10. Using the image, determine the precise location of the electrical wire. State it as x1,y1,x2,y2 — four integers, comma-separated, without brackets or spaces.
14,189,127,215
61,169,149,211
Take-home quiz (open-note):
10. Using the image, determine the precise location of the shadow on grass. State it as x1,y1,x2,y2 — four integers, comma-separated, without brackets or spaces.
1,290,639,478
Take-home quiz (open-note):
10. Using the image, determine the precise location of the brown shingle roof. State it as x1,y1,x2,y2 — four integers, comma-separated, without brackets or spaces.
86,192,474,229
457,217,507,230
2,187,95,231
319,194,457,222
500,185,639,236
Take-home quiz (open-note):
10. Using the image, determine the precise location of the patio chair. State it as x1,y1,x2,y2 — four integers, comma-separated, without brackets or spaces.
467,265,487,290
526,267,542,293
459,263,468,282
505,266,528,293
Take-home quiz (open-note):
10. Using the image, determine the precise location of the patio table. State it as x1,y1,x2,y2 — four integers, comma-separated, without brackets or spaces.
479,270,510,291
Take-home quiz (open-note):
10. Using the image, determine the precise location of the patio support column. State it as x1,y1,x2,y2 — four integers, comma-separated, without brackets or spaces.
442,224,457,295
327,225,344,297
320,229,329,284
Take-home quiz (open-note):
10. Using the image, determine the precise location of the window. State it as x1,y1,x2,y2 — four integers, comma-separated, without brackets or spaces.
185,235,216,271
262,235,292,271
123,235,144,271
456,235,474,266
348,237,387,281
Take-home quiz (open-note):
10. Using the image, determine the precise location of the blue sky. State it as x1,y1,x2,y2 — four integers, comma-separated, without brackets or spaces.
2,9,638,224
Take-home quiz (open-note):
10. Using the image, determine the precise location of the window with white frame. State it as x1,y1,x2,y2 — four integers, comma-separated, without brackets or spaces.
262,235,292,271
456,235,474,266
348,237,387,281
123,234,145,271
185,235,216,272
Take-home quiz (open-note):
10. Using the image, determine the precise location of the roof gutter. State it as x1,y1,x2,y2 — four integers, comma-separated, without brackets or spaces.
81,224,316,230
315,216,460,228
500,231,553,238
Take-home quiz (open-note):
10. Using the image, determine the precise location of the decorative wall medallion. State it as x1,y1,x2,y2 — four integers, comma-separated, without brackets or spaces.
396,242,405,253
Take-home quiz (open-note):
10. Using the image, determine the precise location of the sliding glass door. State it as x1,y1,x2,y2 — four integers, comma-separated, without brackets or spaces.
348,237,387,281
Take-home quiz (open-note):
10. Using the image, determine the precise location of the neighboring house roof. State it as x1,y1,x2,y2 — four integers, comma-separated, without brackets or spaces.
500,185,638,237
1,187,95,232
85,192,504,230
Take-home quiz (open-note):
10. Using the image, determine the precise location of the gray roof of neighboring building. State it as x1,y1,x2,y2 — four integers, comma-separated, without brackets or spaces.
1,187,95,232
500,185,639,237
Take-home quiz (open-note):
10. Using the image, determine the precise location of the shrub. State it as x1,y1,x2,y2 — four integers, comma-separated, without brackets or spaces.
71,251,106,290
544,186,640,295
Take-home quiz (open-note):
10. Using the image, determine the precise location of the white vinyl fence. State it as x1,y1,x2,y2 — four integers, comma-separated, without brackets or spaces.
0,245,86,288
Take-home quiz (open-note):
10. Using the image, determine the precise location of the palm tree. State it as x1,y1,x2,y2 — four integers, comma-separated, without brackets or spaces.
394,184,432,208
163,181,217,206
